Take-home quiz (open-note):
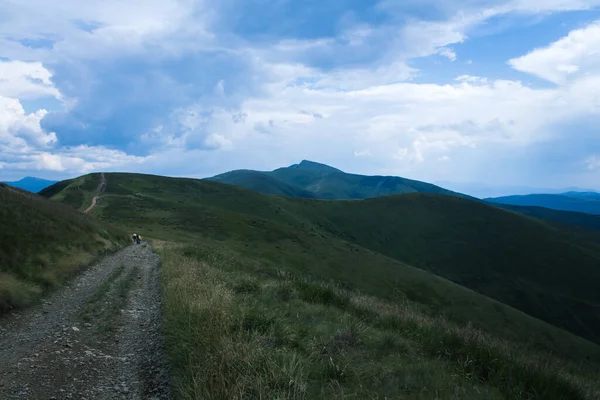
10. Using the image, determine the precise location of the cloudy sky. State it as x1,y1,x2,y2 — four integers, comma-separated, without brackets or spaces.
2,0,600,195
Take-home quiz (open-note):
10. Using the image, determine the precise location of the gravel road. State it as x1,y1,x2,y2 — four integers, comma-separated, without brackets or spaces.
0,244,171,400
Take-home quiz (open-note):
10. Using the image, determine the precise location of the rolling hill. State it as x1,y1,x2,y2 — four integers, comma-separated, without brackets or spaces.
42,173,600,346
3,177,57,193
0,183,128,313
487,192,600,215
41,172,600,398
207,160,475,200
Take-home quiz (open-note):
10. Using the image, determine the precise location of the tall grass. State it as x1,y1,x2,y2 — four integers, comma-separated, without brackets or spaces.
160,245,600,400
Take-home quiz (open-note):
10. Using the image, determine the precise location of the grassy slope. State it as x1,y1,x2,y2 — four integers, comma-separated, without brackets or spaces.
43,173,600,363
0,182,128,313
283,194,600,345
161,243,599,399
39,173,100,211
130,175,600,346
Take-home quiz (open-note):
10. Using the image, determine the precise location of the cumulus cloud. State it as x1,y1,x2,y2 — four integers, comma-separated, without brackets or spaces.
508,20,600,84
0,61,61,99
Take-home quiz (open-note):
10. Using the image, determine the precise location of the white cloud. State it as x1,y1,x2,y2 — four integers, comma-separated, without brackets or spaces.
439,47,457,61
508,20,600,84
0,97,57,148
0,95,147,173
0,61,61,99
456,75,489,84
4,145,148,172
204,133,233,150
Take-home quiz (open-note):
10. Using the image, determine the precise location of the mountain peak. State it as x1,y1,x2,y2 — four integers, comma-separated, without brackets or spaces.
291,160,343,173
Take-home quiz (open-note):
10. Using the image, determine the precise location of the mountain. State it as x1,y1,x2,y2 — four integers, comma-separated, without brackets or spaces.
3,177,58,193
42,172,600,397
486,192,600,215
0,183,127,313
206,160,475,200
207,161,600,234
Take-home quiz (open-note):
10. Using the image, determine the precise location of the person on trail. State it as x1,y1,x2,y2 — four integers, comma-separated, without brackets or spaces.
132,233,138,244
136,235,141,244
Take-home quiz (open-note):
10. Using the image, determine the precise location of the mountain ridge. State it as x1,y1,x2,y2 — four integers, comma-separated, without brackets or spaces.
206,159,476,201
487,192,600,215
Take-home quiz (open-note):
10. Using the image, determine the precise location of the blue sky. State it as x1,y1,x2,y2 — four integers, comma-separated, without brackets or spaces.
2,0,600,197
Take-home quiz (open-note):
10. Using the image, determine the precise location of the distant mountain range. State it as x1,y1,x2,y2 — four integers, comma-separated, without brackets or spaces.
2,177,58,193
487,192,600,215
435,181,600,199
208,160,475,200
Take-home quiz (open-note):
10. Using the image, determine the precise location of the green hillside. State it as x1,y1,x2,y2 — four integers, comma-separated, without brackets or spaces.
206,160,474,200
43,173,600,346
38,173,102,211
0,183,127,313
283,194,600,345
209,169,316,198
42,172,600,398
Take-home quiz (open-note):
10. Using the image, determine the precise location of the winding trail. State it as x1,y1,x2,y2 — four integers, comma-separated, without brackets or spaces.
0,244,171,399
84,172,106,214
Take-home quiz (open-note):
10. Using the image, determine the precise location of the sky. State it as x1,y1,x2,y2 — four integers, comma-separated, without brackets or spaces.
2,0,600,196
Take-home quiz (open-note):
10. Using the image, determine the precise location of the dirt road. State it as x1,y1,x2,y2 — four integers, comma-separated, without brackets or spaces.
0,244,171,399
84,172,106,214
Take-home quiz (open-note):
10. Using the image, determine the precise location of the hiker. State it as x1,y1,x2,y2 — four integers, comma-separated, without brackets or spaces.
132,233,138,244
136,235,141,244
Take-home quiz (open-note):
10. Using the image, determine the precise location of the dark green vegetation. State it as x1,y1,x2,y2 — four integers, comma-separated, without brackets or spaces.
2,177,57,193
78,264,139,334
160,244,599,399
42,172,600,398
487,192,600,215
208,159,473,200
0,183,128,313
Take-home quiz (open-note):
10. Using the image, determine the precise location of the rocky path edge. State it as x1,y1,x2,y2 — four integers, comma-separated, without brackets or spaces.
0,244,171,400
